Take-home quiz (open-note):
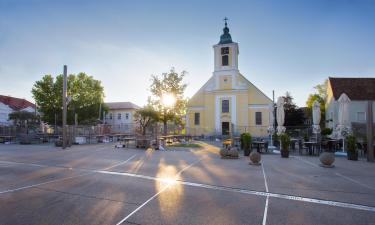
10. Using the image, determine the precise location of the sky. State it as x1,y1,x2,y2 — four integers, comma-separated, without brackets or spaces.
0,0,375,107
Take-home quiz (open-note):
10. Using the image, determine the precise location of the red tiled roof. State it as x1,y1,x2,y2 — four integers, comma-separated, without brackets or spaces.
0,95,35,111
329,77,375,101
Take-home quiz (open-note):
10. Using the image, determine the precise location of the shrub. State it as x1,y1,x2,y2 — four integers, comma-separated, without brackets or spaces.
241,133,252,151
346,135,357,153
280,133,291,151
321,128,333,136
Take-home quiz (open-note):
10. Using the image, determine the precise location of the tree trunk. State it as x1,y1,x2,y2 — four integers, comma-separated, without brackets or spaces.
163,120,167,136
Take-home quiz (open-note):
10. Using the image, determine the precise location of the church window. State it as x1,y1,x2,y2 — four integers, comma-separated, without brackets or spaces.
194,113,200,125
221,47,229,66
255,112,262,125
222,100,229,113
118,113,122,120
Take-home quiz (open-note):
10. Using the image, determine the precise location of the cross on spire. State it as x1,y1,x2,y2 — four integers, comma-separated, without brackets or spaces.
224,17,228,27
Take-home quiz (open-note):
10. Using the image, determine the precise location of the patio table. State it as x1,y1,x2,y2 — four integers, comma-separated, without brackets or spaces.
304,141,318,155
252,141,267,153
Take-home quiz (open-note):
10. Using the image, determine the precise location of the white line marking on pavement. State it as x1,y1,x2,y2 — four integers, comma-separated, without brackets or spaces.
0,154,137,195
335,172,375,191
115,157,204,225
3,155,375,213
261,163,269,225
104,155,137,170
292,156,375,190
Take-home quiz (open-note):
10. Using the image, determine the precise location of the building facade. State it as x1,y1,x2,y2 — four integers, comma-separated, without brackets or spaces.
325,77,375,131
186,21,272,137
0,95,35,126
104,102,140,134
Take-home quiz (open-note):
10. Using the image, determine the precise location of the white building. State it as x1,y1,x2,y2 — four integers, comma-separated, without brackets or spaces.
325,77,375,131
0,95,36,126
104,102,140,134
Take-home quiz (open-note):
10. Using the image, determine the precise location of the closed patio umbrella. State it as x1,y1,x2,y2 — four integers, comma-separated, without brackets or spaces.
276,97,285,135
268,103,275,133
337,93,351,152
312,100,321,134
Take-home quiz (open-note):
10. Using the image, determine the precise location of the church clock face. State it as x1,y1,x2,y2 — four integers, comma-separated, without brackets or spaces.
221,47,229,55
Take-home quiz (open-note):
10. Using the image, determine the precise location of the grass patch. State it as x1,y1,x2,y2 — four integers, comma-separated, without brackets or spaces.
168,143,202,148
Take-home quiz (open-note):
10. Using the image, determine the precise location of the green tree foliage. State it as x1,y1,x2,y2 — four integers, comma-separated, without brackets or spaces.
134,106,160,135
283,92,305,127
8,111,39,127
306,79,328,126
32,73,105,125
148,68,187,134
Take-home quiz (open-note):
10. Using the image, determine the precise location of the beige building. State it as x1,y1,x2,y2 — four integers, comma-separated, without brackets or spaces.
104,102,140,133
186,21,272,137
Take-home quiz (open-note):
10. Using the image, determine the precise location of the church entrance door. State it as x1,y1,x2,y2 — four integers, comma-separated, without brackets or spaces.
222,122,230,136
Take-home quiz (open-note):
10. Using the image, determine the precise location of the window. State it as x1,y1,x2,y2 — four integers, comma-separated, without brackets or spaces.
255,112,262,125
117,113,121,120
125,113,129,120
357,112,366,122
109,113,113,120
194,113,200,125
222,99,229,113
221,47,229,66
222,55,229,66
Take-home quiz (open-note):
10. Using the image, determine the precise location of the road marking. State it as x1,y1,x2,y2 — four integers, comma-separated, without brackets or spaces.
2,156,375,213
261,163,269,225
335,172,375,191
292,156,375,190
0,154,137,195
103,155,137,170
115,157,204,225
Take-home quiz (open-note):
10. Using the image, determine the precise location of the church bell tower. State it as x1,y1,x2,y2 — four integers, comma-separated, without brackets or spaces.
213,18,240,90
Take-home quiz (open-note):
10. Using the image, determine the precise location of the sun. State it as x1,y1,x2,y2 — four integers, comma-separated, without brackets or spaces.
161,93,176,107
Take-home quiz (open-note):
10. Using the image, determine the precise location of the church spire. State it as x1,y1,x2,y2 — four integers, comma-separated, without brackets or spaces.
219,17,233,44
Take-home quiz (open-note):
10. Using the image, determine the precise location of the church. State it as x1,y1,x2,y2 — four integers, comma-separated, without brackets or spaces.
186,20,272,137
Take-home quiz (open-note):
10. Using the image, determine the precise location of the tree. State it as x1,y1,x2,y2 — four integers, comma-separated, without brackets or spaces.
134,106,160,135
148,68,187,135
32,73,105,125
306,79,328,126
283,92,305,127
8,111,39,127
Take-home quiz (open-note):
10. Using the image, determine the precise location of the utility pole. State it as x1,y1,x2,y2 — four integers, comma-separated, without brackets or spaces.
62,65,68,149
367,101,374,162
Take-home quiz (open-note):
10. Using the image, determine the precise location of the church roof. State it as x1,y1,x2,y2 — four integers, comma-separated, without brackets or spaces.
219,18,233,44
329,77,375,101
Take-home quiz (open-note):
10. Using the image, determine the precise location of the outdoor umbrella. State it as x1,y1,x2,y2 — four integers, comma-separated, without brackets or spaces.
337,93,351,151
312,100,321,134
276,97,285,135
268,103,275,133
337,93,351,132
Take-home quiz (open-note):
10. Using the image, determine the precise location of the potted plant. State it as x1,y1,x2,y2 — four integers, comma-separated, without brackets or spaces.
241,133,252,156
280,133,290,158
346,135,358,161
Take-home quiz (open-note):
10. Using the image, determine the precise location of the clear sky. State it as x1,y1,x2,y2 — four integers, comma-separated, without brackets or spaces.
1,0,374,107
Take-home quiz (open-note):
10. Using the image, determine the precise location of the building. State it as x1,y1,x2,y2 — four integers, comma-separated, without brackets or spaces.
104,102,140,133
0,95,36,126
186,21,272,137
325,77,375,131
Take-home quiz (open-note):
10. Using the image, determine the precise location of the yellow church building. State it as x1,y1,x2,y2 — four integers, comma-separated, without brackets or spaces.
186,21,272,137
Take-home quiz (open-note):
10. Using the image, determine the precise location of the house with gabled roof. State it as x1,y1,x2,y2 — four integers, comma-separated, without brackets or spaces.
104,102,140,133
0,95,36,126
325,77,375,130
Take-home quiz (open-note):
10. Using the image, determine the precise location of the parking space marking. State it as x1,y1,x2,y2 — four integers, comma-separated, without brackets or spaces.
115,157,205,225
261,163,269,225
0,154,137,195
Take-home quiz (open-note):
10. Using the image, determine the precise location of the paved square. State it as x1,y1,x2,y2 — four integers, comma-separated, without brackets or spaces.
1,142,375,225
